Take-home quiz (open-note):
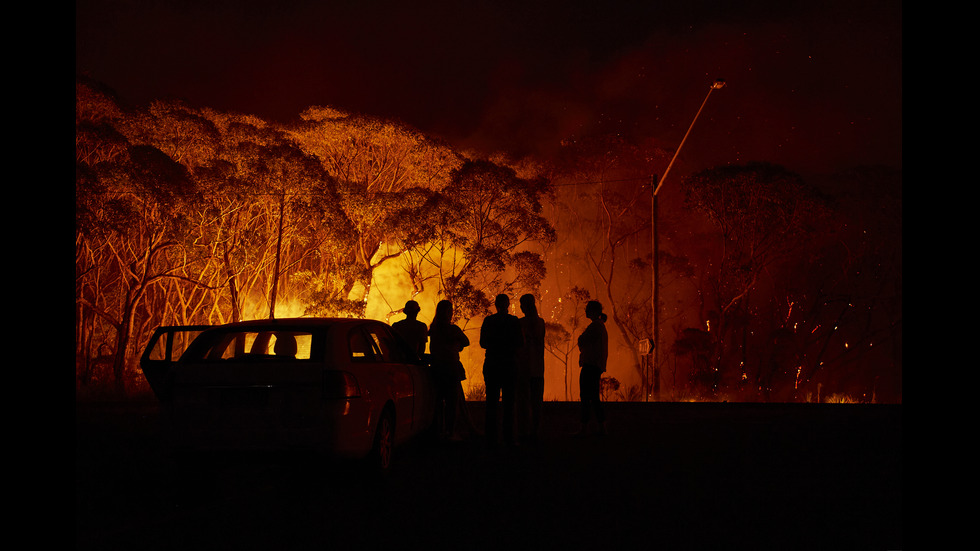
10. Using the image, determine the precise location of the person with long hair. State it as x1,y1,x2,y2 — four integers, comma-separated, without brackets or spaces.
576,300,608,435
428,300,470,440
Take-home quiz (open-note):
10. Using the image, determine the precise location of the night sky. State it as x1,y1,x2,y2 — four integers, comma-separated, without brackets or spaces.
75,0,902,178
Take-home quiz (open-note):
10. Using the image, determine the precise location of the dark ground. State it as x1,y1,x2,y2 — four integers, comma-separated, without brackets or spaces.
76,400,902,550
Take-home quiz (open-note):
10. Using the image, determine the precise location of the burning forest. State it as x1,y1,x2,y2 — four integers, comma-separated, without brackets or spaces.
75,77,902,404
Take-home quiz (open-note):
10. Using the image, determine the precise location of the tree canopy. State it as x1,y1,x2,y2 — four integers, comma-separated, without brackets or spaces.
76,78,901,403
75,79,554,393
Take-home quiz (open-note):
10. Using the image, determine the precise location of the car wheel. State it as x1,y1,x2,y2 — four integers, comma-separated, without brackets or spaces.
371,408,395,472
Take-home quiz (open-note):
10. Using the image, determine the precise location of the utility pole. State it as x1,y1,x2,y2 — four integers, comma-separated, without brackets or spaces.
648,78,726,401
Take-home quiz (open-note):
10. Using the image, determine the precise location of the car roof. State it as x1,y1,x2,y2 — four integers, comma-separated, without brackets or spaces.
208,317,383,330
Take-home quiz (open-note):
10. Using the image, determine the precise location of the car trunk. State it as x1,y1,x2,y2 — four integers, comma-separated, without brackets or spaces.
173,362,332,448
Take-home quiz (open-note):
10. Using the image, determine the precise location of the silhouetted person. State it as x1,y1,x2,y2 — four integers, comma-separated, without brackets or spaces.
575,300,607,436
429,300,470,440
516,293,546,444
480,294,524,447
274,332,298,359
392,300,428,359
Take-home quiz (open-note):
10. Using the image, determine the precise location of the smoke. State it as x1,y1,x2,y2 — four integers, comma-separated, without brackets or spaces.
77,0,901,175
443,2,901,177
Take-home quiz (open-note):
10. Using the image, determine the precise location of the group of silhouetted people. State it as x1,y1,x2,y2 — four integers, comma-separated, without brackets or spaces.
391,294,609,448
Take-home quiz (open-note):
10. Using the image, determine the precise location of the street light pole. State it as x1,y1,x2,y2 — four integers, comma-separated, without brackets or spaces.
648,78,725,401
654,79,726,197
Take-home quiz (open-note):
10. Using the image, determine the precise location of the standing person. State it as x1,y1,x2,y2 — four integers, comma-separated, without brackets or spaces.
428,300,469,440
516,294,546,444
576,300,608,436
480,294,524,447
392,300,428,359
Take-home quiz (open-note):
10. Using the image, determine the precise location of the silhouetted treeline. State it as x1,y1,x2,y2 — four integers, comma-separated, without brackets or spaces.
538,140,901,403
76,77,901,403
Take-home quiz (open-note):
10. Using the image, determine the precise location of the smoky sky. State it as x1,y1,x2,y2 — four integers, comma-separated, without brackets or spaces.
76,0,901,176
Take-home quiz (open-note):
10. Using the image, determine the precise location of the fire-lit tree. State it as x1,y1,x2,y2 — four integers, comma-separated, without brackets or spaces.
543,286,592,400
77,79,129,387
76,82,343,391
125,100,221,168
76,142,200,393
77,86,236,391
75,79,556,395
288,107,464,317
75,76,900,403
405,159,556,321
546,135,667,397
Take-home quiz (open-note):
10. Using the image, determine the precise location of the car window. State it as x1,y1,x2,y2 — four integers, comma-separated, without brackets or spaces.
200,330,313,361
145,329,206,361
366,325,408,364
349,328,381,362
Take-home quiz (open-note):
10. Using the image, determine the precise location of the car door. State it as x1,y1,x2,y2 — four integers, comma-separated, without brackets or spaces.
371,323,436,436
140,325,211,401
359,323,418,438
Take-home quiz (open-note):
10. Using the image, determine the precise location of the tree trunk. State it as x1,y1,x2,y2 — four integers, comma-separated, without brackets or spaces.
111,291,138,396
269,194,286,319
222,240,242,323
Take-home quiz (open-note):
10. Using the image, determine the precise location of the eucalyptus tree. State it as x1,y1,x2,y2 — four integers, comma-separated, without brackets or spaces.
125,100,221,168
542,286,592,400
682,162,832,397
76,143,200,393
767,166,902,402
122,102,234,327
548,135,666,395
77,78,135,387
76,81,215,391
211,119,340,320
410,159,556,322
288,106,463,316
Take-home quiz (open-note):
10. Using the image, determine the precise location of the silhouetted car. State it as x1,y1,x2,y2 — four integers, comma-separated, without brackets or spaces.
140,318,437,470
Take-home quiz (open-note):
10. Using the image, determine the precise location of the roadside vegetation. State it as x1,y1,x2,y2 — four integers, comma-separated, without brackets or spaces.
76,76,901,403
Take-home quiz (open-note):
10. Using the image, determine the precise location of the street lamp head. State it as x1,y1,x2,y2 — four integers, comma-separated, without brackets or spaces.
712,79,726,89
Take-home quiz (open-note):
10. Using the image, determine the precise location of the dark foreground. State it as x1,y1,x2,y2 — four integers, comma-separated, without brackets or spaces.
77,401,901,550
